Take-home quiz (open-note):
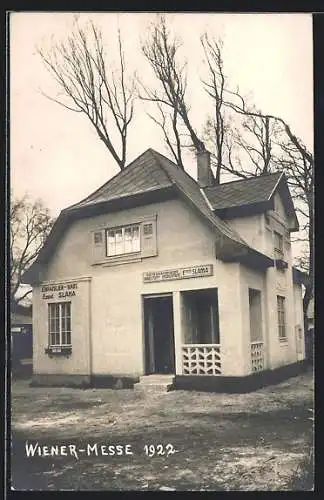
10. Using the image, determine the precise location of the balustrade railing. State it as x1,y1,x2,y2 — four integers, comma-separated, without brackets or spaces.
182,344,221,375
250,341,264,372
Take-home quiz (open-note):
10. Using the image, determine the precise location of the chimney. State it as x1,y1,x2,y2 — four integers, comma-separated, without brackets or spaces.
197,150,214,188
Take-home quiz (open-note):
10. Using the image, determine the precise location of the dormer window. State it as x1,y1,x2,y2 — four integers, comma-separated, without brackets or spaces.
274,231,284,258
106,225,140,256
91,215,158,265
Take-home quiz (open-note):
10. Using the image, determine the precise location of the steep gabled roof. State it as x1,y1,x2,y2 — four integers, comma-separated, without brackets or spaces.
204,172,283,210
148,150,247,245
23,149,275,284
66,149,173,210
204,171,299,231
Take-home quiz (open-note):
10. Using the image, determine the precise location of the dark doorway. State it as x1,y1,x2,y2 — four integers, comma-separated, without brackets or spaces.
181,288,220,344
144,295,175,374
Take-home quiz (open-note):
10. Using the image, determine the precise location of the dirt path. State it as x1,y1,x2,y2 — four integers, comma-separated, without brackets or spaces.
10,370,314,491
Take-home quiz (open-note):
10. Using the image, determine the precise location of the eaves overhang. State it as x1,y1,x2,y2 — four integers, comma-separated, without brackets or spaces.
22,185,178,285
292,267,309,286
219,246,275,271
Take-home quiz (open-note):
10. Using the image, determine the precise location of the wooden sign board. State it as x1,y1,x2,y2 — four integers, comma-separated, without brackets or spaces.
143,264,213,283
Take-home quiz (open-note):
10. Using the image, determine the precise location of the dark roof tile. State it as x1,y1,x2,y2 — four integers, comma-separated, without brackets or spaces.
150,150,247,245
67,149,173,210
204,172,282,210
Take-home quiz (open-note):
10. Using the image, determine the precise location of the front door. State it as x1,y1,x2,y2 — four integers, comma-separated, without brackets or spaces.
144,295,175,374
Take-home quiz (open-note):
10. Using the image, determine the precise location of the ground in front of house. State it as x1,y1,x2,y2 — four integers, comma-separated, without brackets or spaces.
10,370,314,491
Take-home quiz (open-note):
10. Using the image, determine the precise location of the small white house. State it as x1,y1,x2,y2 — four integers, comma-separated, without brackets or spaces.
23,149,307,391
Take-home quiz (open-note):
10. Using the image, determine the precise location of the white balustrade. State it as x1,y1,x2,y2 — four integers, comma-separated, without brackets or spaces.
250,341,264,372
182,344,221,375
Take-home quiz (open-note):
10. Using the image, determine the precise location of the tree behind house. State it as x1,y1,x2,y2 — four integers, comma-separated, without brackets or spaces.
38,16,135,171
10,195,55,307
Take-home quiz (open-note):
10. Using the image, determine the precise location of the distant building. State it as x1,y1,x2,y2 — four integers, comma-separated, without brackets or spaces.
307,297,314,329
306,296,314,363
23,149,306,391
11,303,33,376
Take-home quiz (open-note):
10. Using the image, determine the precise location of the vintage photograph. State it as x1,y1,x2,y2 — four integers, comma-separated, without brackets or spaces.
10,11,314,491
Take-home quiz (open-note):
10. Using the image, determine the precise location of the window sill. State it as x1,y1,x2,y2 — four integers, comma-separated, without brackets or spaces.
279,338,288,345
93,252,142,268
45,346,72,357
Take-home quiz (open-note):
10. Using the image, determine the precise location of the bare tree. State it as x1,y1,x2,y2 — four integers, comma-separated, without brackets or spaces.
200,34,228,184
38,17,135,170
224,89,314,328
274,129,314,328
11,195,55,306
199,36,278,184
139,15,205,168
223,111,282,178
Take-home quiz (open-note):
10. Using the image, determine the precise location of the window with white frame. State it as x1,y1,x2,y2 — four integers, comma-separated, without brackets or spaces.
277,295,286,340
274,231,284,258
48,302,71,346
106,224,140,256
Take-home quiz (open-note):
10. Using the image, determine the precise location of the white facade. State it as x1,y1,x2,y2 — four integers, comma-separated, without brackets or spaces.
30,190,305,386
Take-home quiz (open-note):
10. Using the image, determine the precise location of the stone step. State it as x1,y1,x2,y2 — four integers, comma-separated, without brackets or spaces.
134,382,174,393
134,374,175,393
139,377,174,385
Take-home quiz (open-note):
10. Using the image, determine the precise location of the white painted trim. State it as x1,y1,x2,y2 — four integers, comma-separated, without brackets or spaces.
143,293,173,299
90,213,157,232
40,276,92,285
267,172,284,201
200,188,214,211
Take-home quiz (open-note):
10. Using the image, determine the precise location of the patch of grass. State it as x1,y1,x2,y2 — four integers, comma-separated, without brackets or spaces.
285,445,314,490
11,372,314,491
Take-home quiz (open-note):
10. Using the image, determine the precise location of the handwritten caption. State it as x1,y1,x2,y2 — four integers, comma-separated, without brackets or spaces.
25,442,178,460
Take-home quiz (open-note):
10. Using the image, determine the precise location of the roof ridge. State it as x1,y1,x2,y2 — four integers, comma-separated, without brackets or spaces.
150,149,249,248
64,149,162,212
206,170,282,189
149,149,178,186
149,148,201,187
267,171,285,201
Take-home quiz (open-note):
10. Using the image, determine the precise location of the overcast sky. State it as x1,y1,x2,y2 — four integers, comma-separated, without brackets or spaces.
10,12,313,224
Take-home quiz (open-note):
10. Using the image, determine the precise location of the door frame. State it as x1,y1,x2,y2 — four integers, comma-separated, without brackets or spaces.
142,293,174,375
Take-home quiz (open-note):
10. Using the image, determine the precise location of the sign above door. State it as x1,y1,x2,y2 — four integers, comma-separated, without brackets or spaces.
143,264,213,283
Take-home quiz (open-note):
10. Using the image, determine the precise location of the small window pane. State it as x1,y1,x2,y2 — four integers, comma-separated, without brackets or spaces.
115,229,123,254
132,226,140,252
274,232,283,252
94,232,103,244
48,302,72,347
277,296,286,339
106,224,141,256
143,223,153,235
124,227,132,240
107,230,116,256
124,227,133,253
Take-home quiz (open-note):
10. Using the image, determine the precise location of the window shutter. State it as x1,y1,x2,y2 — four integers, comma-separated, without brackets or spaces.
141,218,157,258
92,229,105,263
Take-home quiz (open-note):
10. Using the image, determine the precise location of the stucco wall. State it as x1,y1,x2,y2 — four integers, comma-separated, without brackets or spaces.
32,194,303,380
264,265,299,369
34,198,248,377
239,266,267,375
33,277,91,376
228,215,265,255
293,283,306,361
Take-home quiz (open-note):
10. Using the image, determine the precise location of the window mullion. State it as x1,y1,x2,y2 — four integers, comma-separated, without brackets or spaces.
59,303,63,346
